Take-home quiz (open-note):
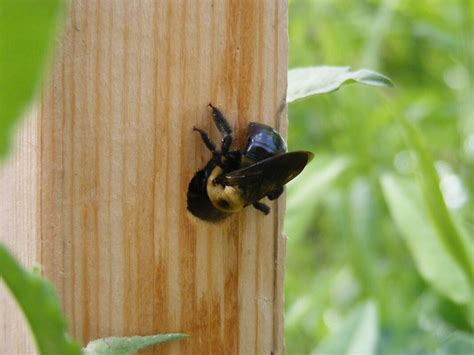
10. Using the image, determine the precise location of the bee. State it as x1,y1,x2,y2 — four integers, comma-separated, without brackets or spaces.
187,103,313,222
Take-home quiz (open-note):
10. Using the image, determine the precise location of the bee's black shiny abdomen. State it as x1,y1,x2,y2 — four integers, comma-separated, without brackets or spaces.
244,122,287,162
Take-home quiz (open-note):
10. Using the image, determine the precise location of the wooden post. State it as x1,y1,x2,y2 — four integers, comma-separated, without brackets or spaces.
0,1,288,353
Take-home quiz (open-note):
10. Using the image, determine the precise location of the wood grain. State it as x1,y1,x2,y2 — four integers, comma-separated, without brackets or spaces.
0,1,288,353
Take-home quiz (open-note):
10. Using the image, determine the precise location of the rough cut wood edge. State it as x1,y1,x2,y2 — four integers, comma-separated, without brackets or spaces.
0,111,39,354
0,1,288,354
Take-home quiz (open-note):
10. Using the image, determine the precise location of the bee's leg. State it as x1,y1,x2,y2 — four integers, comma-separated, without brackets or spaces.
267,187,284,200
253,201,270,215
193,127,221,165
193,127,216,152
208,103,233,154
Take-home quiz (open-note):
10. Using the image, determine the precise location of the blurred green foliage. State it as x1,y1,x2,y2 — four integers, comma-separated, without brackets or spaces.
0,0,65,158
285,0,473,354
0,244,81,355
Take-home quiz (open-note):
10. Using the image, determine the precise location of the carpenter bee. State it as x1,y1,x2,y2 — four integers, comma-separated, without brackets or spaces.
187,103,313,222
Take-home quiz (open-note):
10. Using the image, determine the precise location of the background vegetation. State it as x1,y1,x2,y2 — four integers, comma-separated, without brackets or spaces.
285,0,473,354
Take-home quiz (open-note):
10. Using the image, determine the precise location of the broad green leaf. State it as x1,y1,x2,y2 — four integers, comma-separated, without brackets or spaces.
398,118,473,281
381,175,471,304
0,243,81,355
83,334,191,355
285,155,351,240
287,66,393,103
0,0,66,157
312,301,379,355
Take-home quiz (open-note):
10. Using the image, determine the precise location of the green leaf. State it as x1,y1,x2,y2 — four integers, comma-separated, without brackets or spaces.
312,301,379,355
381,175,471,304
287,66,393,103
285,155,351,240
83,334,191,355
398,119,473,281
0,243,81,355
0,0,66,157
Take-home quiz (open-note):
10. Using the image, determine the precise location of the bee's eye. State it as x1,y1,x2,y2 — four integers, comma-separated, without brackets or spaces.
218,199,230,209
213,177,224,186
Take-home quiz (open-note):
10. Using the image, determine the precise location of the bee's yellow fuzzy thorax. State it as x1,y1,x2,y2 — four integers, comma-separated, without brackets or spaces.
207,167,245,212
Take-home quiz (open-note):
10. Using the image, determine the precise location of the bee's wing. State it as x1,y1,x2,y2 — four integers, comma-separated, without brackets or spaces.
222,151,314,204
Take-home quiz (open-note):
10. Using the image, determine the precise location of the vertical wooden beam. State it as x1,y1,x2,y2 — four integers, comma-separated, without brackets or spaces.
0,1,288,353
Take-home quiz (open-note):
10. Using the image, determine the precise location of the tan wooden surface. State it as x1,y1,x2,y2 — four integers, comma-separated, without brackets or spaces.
0,1,288,353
